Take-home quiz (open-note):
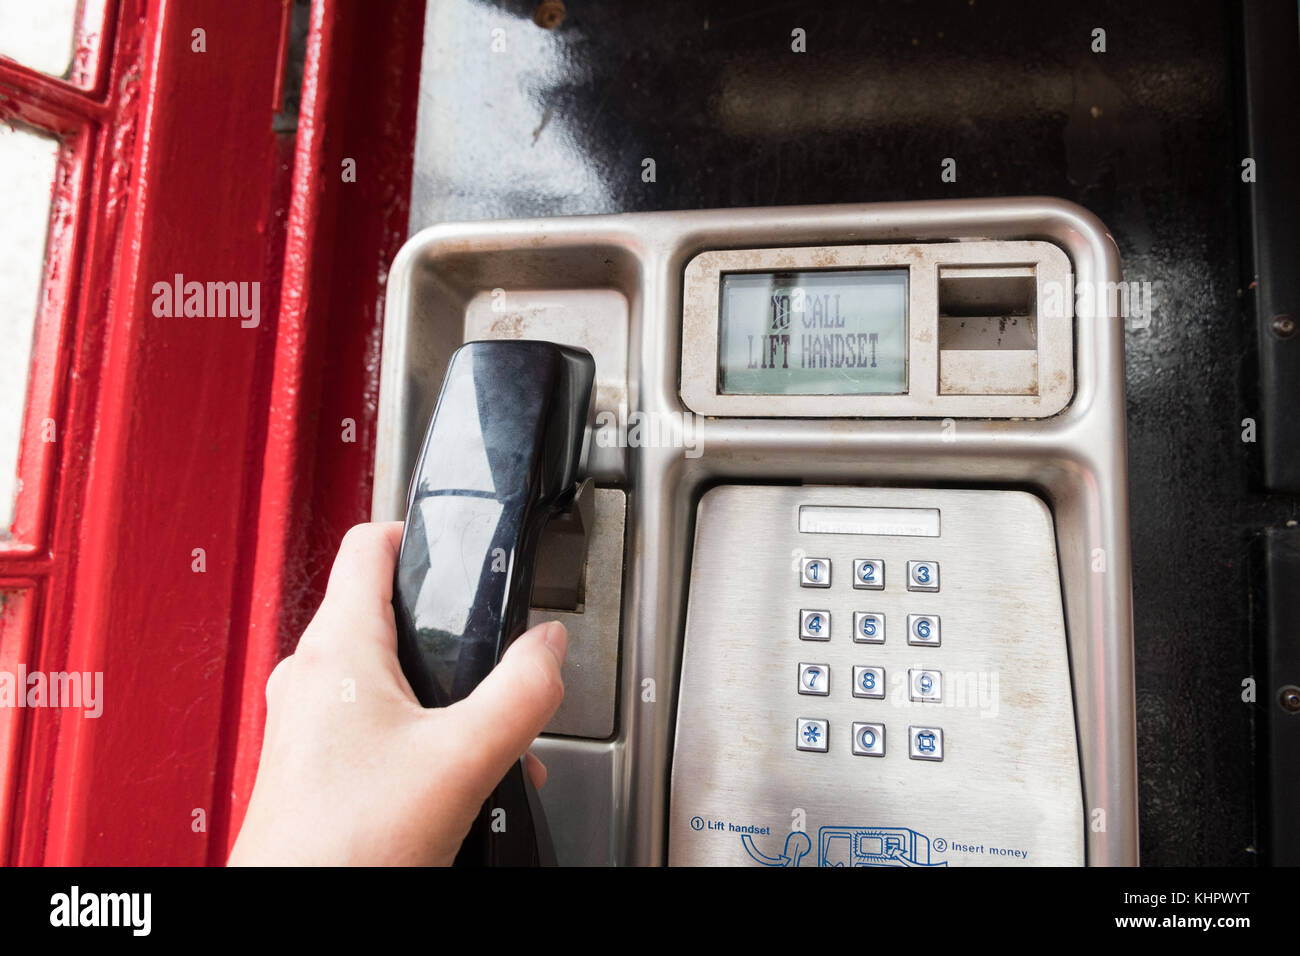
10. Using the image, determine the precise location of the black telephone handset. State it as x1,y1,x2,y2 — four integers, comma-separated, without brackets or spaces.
392,340,595,866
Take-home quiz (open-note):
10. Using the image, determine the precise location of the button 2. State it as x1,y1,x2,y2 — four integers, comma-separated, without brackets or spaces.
798,663,830,696
907,560,939,592
797,718,828,752
852,722,886,757
800,609,830,641
907,613,941,646
852,559,884,590
800,557,831,588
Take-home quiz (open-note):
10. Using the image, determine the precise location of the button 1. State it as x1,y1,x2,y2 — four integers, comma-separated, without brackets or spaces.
852,722,886,757
797,718,828,752
909,668,942,703
909,726,944,761
798,663,830,696
907,560,939,592
852,559,885,590
907,613,941,646
853,611,885,644
800,557,832,588
800,609,830,641
852,665,886,700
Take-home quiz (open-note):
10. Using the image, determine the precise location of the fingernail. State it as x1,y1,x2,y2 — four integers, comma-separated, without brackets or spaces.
542,620,568,665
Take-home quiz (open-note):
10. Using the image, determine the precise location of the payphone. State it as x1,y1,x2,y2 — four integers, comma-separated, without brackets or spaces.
375,198,1138,866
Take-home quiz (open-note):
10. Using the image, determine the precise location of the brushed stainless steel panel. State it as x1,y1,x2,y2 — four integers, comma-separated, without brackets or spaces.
670,485,1083,867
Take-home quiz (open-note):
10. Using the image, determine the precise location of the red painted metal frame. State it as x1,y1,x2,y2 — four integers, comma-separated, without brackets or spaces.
214,1,425,861
0,0,424,865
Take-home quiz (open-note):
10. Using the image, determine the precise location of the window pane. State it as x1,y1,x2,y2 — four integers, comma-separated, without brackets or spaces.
0,0,82,78
0,588,33,864
0,126,58,534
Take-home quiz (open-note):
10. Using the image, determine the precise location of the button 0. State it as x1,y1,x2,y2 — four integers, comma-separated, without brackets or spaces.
798,663,830,696
800,557,832,587
909,726,944,761
852,665,885,699
907,613,941,646
909,668,942,703
852,559,884,590
797,718,828,752
853,611,885,644
907,560,939,592
852,722,886,757
800,609,830,641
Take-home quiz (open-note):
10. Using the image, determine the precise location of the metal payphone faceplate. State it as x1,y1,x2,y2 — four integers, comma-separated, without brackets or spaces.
669,485,1083,867
375,198,1137,866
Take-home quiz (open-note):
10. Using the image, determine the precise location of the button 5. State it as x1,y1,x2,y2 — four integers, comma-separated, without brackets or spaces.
853,611,885,644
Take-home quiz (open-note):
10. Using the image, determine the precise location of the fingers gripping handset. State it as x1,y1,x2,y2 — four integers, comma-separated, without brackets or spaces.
392,340,596,866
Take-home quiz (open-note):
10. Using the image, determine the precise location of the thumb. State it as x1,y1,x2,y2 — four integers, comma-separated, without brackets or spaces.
439,621,567,796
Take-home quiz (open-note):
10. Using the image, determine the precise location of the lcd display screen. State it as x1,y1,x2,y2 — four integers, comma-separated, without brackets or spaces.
718,268,908,395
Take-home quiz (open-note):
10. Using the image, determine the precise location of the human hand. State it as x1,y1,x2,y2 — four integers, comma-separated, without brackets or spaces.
228,521,567,866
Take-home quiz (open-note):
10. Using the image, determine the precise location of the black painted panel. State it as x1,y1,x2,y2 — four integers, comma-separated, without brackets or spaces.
411,0,1298,865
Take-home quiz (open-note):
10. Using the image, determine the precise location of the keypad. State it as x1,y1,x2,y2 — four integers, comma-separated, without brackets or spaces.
793,556,945,757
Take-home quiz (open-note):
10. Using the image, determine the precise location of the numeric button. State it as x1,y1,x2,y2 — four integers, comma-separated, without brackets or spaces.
852,665,885,699
907,560,939,592
852,559,885,590
907,613,941,646
852,611,885,644
798,663,830,696
800,609,830,641
800,557,831,588
852,722,886,757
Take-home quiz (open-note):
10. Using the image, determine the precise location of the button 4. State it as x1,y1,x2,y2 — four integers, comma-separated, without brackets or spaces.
800,609,830,641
